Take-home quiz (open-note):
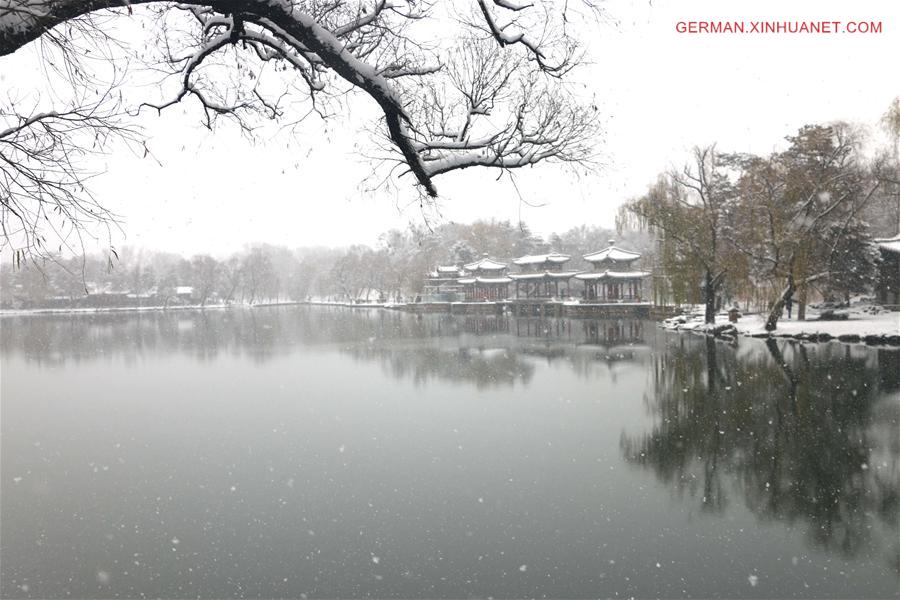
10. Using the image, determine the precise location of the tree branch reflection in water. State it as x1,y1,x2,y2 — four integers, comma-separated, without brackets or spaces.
4,307,899,575
622,334,900,572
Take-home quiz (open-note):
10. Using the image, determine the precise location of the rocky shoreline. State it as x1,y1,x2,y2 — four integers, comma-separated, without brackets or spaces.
666,317,900,347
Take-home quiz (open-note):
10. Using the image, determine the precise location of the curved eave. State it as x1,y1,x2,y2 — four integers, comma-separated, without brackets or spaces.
583,247,642,263
574,271,651,281
510,271,579,281
459,277,513,285
463,258,508,271
512,254,572,266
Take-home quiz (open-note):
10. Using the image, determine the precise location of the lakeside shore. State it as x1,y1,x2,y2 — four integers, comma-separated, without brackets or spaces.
3,300,898,347
0,300,394,317
664,309,900,346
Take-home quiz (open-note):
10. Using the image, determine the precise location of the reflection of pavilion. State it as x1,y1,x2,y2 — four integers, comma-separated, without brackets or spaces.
514,318,574,339
462,316,511,335
509,317,649,371
581,320,644,346
574,240,650,302
510,318,645,347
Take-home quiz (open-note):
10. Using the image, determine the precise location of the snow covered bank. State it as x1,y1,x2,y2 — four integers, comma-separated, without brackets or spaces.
663,308,900,346
303,300,405,308
0,303,250,317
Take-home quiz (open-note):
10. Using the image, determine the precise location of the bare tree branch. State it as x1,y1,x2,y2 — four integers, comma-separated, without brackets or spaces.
0,0,604,260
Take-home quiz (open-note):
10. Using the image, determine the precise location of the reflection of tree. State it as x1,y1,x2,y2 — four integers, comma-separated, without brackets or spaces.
3,310,652,392
879,349,900,392
0,307,413,366
623,335,900,569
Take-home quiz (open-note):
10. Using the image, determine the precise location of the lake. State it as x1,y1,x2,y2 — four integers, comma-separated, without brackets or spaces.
1,307,898,598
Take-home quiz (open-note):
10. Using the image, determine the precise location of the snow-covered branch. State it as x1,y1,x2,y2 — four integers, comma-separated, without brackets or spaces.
0,0,603,257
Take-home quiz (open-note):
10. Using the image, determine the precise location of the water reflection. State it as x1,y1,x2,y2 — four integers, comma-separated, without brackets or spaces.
1,309,651,388
3,308,899,597
622,333,900,573
1,308,410,366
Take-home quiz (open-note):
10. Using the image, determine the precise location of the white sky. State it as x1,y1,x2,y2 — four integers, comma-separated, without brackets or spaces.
4,0,900,257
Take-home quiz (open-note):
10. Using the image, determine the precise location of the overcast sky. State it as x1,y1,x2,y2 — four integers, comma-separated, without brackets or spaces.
7,0,900,257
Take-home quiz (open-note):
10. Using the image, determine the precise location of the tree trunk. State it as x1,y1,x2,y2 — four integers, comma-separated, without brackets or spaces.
705,335,718,392
225,281,238,303
765,276,794,331
704,269,716,324
797,283,807,321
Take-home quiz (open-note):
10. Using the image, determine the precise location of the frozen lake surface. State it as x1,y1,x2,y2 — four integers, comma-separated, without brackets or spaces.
2,307,898,598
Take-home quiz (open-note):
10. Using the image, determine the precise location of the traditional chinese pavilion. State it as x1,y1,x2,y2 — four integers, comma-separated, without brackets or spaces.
574,240,649,302
458,256,511,301
509,253,579,299
423,265,463,301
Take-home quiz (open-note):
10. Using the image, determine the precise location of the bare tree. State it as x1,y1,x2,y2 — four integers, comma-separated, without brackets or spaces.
1,86,139,264
191,253,220,305
1,0,603,262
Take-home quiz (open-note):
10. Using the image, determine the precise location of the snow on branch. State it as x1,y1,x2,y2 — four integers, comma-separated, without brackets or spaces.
1,0,602,254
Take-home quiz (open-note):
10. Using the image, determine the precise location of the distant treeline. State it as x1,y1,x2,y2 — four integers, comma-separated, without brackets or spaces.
0,221,653,309
7,119,896,316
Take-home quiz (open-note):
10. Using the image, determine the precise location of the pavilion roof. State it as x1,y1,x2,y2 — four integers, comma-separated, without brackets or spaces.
509,271,580,281
512,253,571,266
463,257,507,271
583,239,642,263
574,270,650,281
458,276,513,285
583,246,641,263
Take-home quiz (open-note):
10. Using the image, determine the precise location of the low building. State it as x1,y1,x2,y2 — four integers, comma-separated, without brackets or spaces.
574,240,649,302
175,286,196,302
509,253,579,299
459,256,511,301
876,234,900,309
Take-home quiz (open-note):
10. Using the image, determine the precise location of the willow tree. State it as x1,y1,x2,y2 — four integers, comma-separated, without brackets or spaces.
880,97,900,233
623,146,738,324
1,0,601,262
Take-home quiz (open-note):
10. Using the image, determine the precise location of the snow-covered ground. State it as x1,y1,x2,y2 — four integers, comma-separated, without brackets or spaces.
664,305,900,344
0,304,247,317
734,312,899,337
